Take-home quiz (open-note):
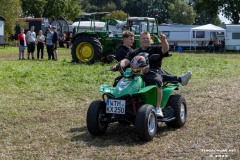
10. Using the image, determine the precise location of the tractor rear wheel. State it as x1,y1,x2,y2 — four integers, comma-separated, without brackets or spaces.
71,36,102,64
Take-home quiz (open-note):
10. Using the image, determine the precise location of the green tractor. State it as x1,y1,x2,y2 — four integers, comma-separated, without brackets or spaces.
71,13,160,64
124,16,160,47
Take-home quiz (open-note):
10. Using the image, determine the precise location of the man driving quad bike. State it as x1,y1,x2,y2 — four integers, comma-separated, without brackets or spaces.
113,31,192,117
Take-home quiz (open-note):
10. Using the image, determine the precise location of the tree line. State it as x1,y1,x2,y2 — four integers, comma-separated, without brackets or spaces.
0,0,239,41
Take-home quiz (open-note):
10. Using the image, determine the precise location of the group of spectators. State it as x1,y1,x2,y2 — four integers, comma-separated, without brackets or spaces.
207,38,225,52
17,25,58,61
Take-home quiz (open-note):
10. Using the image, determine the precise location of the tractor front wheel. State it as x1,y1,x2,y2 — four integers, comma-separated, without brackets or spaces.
71,36,102,64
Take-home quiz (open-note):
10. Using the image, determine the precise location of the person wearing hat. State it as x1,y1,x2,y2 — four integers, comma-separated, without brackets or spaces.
26,26,36,59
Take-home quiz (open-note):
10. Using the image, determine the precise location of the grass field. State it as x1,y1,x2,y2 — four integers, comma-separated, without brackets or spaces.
0,47,239,159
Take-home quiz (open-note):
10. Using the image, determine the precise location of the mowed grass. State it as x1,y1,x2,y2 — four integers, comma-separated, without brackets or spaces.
0,47,239,159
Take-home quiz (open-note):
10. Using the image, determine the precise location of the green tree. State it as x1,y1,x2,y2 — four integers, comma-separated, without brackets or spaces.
21,0,81,21
0,0,21,41
61,0,82,20
124,0,168,23
168,0,196,24
125,0,194,24
43,0,68,19
104,10,128,21
21,0,47,17
81,0,128,12
81,0,114,12
194,11,221,25
195,0,240,24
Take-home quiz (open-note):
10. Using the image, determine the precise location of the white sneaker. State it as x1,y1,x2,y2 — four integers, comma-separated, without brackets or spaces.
155,107,163,117
180,71,192,86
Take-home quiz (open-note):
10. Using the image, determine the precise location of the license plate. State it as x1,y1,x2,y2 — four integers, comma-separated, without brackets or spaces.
106,99,126,114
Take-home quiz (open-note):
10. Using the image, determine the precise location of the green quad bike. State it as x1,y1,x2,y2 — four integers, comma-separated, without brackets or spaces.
86,54,187,141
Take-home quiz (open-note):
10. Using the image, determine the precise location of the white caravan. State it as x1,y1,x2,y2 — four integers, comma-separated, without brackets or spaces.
159,24,225,50
159,24,200,47
225,25,240,51
0,16,5,44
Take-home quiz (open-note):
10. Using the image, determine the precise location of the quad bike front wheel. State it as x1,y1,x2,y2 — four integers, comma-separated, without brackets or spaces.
135,104,157,141
166,95,187,128
86,100,108,135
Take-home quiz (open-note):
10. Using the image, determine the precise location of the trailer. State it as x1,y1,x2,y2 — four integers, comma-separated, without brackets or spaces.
0,16,5,46
50,17,73,48
158,24,200,50
12,17,49,40
159,24,226,51
225,25,240,51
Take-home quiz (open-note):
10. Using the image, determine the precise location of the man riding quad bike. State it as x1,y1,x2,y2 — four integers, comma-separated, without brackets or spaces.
86,52,190,141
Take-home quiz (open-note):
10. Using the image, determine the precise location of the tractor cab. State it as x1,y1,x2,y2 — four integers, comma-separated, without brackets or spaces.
126,17,160,45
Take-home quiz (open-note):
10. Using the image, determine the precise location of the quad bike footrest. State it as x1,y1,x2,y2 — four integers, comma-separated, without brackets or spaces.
157,117,175,122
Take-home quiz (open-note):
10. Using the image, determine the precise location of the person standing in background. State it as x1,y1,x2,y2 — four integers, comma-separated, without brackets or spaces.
17,28,26,60
52,26,58,61
36,30,45,60
46,28,54,60
26,26,36,59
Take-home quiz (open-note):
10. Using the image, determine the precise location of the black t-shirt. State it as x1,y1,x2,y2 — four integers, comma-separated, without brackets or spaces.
125,45,169,69
115,44,133,62
52,32,58,43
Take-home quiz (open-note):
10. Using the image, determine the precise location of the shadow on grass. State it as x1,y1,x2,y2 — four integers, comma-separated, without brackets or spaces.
69,123,177,147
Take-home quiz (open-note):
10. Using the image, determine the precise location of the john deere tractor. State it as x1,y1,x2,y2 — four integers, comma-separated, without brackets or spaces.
71,12,160,64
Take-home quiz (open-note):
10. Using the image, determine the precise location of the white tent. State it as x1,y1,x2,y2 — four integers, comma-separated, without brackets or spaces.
190,24,226,51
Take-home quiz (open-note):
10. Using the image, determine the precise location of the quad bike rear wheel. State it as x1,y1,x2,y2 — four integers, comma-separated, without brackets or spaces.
86,100,108,135
166,95,187,128
71,36,102,64
135,104,157,141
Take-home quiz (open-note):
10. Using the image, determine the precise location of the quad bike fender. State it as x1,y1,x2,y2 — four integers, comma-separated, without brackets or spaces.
99,84,114,94
138,86,157,106
161,84,180,108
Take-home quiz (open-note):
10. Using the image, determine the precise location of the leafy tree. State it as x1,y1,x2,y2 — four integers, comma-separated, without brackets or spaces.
124,0,141,17
124,0,169,24
194,11,221,25
81,0,128,13
60,0,82,20
195,0,240,24
104,10,128,21
43,0,68,19
0,0,21,41
124,0,196,24
112,0,128,10
168,0,196,24
102,1,117,12
21,0,47,17
81,0,115,12
21,0,81,21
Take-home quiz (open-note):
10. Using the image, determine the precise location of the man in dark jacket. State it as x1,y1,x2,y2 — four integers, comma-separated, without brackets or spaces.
52,26,58,61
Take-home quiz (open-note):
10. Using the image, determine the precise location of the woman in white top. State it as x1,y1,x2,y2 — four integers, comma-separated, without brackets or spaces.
26,26,36,59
